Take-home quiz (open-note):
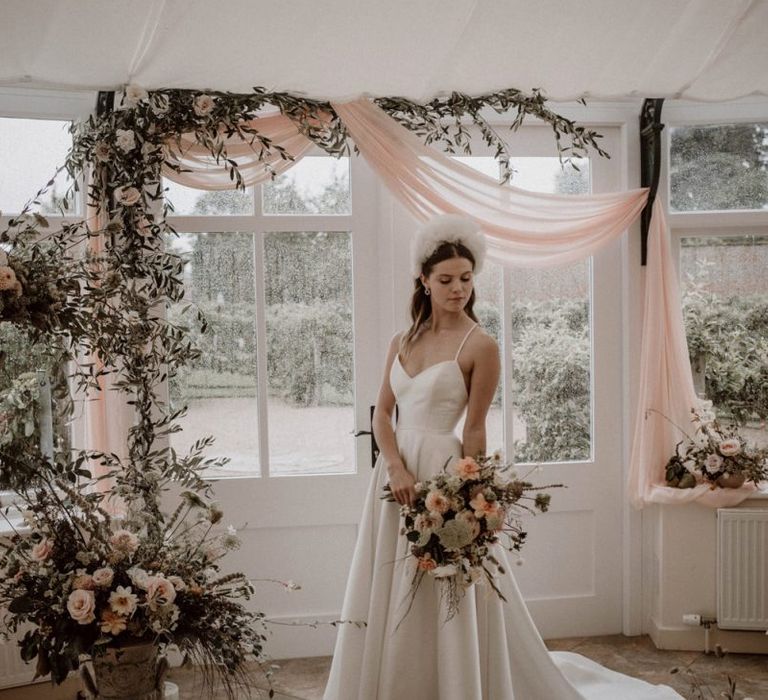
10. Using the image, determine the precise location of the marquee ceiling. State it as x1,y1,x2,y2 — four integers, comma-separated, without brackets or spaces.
2,0,767,103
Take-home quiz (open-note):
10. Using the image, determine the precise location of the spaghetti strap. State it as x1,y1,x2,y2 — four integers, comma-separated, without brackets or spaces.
454,322,478,361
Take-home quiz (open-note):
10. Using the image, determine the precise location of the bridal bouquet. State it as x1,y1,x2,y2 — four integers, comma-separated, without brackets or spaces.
382,452,561,624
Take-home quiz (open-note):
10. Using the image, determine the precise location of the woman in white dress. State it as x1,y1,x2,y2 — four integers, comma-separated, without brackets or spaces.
323,215,682,699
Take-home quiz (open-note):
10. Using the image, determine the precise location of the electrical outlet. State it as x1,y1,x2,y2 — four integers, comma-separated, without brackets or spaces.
683,613,702,626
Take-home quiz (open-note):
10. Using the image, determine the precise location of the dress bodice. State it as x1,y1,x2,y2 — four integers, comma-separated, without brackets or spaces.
389,323,477,434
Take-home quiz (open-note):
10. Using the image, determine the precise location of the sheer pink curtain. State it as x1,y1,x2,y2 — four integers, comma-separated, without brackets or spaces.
148,98,758,508
162,113,315,188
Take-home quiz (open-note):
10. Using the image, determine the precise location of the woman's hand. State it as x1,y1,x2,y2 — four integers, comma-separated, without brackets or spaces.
387,463,417,507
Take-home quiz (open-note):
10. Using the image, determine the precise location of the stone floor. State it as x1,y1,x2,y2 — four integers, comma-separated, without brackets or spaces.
164,634,768,700
1,635,763,699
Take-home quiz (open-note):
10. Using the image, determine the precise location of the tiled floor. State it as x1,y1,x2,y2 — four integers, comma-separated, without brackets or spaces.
165,635,768,699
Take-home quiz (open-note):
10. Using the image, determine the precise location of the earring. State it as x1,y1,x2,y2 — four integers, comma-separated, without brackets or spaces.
424,287,431,296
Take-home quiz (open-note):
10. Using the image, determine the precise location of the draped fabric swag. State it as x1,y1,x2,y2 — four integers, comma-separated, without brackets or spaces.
159,98,759,508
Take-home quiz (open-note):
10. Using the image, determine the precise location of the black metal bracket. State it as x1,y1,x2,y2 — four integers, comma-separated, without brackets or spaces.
353,404,398,467
639,98,665,266
96,91,115,117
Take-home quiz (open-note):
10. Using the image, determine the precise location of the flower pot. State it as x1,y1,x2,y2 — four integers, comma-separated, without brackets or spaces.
81,642,168,700
716,472,746,489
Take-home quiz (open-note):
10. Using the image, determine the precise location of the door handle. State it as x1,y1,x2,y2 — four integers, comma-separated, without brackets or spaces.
353,404,398,467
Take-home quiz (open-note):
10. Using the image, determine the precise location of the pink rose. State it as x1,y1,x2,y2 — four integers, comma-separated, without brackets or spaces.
145,575,176,610
719,439,741,457
110,529,140,555
452,457,481,481
72,571,96,590
0,266,18,291
425,489,451,514
193,94,215,117
67,589,96,625
94,142,111,163
92,567,115,587
30,538,53,562
114,186,141,207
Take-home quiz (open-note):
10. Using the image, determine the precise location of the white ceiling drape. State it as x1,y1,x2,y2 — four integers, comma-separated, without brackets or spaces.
1,0,767,102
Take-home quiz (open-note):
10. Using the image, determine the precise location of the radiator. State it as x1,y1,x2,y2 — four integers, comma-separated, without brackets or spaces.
717,508,768,631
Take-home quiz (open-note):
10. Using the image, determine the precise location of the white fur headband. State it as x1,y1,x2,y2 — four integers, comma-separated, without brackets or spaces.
409,214,487,279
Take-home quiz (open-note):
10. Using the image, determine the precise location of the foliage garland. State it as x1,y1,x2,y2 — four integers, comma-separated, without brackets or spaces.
0,83,608,694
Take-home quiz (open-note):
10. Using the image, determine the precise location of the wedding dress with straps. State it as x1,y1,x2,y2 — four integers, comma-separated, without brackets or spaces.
323,322,682,699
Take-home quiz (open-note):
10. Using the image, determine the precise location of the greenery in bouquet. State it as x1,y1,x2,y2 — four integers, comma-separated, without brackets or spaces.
382,451,561,625
658,403,768,489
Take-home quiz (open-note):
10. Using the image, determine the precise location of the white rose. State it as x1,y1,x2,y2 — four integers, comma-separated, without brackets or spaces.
127,566,150,590
30,538,54,562
193,94,215,117
719,438,741,457
67,589,96,625
145,575,176,610
123,84,148,106
705,453,724,474
115,129,136,152
114,186,142,207
92,567,115,587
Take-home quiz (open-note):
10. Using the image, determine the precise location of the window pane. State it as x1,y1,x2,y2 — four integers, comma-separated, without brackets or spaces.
509,262,592,463
0,118,77,215
508,158,592,464
264,231,354,475
681,234,768,447
670,123,768,212
168,232,260,477
453,156,592,463
164,180,254,215
262,157,350,215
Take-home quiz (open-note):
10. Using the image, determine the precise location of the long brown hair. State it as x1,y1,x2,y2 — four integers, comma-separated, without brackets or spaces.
398,240,480,360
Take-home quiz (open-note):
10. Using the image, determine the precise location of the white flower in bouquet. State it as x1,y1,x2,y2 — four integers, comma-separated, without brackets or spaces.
705,453,724,474
30,538,54,562
115,128,137,152
67,589,96,625
110,529,140,555
193,94,216,117
719,438,741,457
123,84,148,106
432,564,458,578
92,567,114,588
127,567,150,590
109,585,138,616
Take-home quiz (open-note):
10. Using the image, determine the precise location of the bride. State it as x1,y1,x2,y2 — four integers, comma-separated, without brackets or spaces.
323,215,682,699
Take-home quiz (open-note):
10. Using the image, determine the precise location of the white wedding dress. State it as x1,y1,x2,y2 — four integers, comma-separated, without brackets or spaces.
323,322,682,700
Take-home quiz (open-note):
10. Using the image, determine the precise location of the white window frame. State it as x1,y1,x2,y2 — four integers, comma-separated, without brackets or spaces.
164,147,379,480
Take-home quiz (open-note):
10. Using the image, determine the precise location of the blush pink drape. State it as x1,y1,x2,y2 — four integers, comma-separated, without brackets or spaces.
162,113,317,188
153,97,760,508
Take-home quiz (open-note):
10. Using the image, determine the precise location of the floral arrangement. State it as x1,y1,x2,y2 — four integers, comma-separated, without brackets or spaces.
656,402,768,489
382,451,561,625
0,467,274,697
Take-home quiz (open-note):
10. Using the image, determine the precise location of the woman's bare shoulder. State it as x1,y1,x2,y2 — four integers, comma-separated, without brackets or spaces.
469,326,500,361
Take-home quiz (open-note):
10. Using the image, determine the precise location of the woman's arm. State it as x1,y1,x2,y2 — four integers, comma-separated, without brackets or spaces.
372,332,416,505
462,333,501,459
